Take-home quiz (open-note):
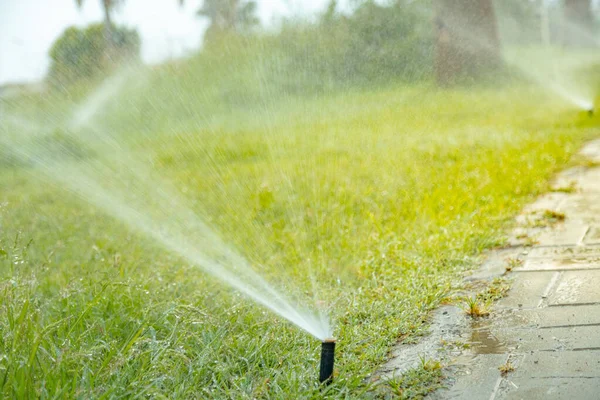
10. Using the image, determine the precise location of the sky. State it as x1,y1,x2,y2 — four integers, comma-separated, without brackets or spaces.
0,0,336,85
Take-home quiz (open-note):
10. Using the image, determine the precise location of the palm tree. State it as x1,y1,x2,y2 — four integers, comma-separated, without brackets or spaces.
180,0,258,43
75,0,123,47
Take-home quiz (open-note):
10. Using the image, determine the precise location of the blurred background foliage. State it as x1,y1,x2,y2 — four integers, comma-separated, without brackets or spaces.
46,0,599,91
48,23,140,87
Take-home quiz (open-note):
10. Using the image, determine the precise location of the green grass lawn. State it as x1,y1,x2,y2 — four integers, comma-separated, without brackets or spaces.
1,64,599,398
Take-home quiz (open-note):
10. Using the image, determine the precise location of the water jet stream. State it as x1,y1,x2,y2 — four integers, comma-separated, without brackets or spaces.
0,74,332,340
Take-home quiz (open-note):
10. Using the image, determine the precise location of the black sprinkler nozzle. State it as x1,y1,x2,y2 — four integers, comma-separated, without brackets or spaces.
588,108,594,117
319,338,336,385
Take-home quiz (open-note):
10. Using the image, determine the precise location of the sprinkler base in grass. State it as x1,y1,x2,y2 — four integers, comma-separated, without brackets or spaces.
319,338,336,385
588,108,594,117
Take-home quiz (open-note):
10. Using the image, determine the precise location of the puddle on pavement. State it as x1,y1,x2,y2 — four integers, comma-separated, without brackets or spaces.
527,245,600,259
523,256,600,270
469,322,507,354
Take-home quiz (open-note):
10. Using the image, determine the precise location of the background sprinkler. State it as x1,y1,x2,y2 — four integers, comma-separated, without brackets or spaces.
319,338,336,385
588,108,594,117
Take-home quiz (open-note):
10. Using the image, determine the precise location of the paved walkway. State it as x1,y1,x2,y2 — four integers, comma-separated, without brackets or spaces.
440,139,600,399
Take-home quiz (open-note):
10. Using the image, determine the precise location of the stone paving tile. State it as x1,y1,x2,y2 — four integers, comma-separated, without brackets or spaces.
510,350,600,379
548,270,600,305
501,377,600,400
583,226,600,244
533,220,589,246
524,245,600,260
483,325,600,352
580,139,600,162
552,166,600,194
559,199,600,223
496,272,557,309
496,351,600,399
578,169,600,192
551,166,586,189
516,258,599,272
509,304,600,328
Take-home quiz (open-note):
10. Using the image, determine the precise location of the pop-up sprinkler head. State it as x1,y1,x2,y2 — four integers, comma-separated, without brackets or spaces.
319,338,336,385
588,108,594,117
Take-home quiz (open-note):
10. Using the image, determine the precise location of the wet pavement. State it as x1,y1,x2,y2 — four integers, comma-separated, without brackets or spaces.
382,139,600,399
442,139,600,399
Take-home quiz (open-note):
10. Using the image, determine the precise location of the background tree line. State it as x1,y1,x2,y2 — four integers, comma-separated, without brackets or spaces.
48,0,598,88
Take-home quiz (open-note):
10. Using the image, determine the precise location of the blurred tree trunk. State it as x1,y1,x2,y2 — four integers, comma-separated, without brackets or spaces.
101,0,117,65
563,0,595,47
102,0,113,43
435,0,502,86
